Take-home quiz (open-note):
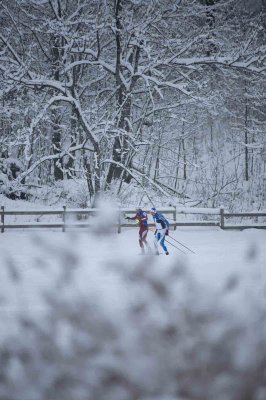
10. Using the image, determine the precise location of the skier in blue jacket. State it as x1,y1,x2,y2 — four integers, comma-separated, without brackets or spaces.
150,207,170,255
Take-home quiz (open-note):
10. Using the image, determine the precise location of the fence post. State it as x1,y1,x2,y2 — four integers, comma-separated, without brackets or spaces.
63,206,66,232
220,207,224,229
173,205,177,230
118,207,121,234
1,206,4,233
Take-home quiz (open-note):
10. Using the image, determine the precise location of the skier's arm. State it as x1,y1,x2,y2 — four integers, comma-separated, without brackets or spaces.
126,214,138,220
165,218,170,234
161,214,170,231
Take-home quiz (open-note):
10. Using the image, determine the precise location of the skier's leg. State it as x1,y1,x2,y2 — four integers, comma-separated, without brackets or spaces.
142,229,151,252
153,232,160,255
159,232,169,255
139,230,145,254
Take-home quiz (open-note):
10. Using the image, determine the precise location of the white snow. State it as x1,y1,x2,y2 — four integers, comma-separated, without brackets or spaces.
0,226,265,340
0,200,265,400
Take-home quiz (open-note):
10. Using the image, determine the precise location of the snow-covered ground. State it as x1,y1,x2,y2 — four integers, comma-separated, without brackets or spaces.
0,224,266,399
1,227,265,335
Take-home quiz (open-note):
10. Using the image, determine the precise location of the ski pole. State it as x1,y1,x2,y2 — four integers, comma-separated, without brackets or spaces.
150,228,189,255
150,227,195,254
167,235,195,254
165,239,187,254
150,228,184,254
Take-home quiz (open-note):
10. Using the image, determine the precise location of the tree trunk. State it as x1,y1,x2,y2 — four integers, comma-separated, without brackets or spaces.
174,141,182,189
244,93,249,181
51,107,64,181
106,0,139,185
182,137,187,180
51,31,64,181
154,132,162,181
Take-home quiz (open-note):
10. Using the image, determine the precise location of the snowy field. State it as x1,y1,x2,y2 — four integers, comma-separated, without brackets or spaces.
1,226,266,400
1,227,265,333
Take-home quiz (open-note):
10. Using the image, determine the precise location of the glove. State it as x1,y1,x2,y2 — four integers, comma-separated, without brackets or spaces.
165,230,169,236
125,216,130,220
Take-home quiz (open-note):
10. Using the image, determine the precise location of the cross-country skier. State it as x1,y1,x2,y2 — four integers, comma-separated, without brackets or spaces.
126,207,150,254
150,207,170,255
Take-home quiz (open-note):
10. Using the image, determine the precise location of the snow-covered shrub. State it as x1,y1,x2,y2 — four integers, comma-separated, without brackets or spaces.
0,234,265,400
25,179,91,208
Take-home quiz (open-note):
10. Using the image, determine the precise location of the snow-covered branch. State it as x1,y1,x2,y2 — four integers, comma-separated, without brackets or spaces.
15,141,94,185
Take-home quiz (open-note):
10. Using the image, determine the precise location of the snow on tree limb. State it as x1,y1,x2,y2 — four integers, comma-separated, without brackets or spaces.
170,54,266,74
14,141,94,186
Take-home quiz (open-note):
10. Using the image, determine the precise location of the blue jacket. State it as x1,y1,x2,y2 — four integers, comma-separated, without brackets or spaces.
152,212,169,230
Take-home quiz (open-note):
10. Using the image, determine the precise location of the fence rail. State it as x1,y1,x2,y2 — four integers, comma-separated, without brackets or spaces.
0,206,265,232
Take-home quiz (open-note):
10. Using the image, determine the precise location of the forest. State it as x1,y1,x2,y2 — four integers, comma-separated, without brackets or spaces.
0,0,265,209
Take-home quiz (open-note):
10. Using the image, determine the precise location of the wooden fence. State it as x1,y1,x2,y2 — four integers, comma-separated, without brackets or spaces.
1,206,266,233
